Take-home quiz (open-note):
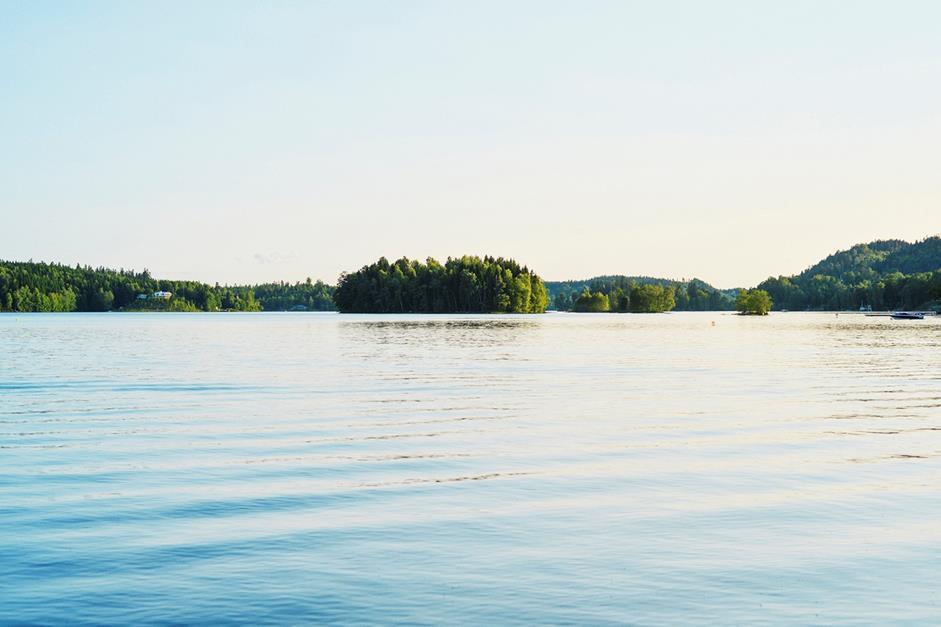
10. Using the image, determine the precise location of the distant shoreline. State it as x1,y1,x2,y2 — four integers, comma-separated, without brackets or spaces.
3,235,939,314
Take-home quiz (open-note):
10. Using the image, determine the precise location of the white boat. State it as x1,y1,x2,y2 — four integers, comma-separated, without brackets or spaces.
890,311,924,320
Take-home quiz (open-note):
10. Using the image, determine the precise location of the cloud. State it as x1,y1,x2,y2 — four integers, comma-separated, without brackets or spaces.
252,251,297,265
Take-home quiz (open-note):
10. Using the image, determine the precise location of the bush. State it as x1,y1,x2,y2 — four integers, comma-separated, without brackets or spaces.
736,289,773,315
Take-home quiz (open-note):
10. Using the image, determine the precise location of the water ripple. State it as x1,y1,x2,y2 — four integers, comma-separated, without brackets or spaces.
2,312,940,624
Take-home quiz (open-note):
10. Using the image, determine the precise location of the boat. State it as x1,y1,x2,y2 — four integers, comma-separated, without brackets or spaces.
890,311,924,320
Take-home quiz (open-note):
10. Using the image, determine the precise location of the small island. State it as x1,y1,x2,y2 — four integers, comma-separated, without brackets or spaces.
333,255,548,313
736,289,773,315
569,283,676,313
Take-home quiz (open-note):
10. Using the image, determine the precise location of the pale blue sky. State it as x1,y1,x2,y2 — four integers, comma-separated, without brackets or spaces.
2,1,939,287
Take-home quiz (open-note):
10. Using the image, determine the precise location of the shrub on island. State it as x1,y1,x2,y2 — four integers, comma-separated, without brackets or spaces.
736,289,773,315
573,290,610,312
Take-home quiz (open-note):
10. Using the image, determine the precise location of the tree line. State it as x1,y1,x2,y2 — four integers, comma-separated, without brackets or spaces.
333,255,548,313
4,235,937,314
0,260,333,312
548,276,735,313
252,279,334,311
757,237,941,311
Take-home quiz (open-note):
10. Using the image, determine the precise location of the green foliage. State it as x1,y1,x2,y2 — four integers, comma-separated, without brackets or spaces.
252,278,334,311
333,255,547,313
0,260,272,313
736,289,773,315
548,276,731,312
877,236,941,274
758,236,941,311
629,283,676,313
573,289,610,312
798,240,907,284
5,235,937,315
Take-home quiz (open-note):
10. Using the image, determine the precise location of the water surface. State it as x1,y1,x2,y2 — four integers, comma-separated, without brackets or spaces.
2,312,940,624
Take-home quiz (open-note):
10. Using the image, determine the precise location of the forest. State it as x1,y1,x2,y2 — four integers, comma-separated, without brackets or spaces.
757,237,941,311
2,235,938,313
0,260,333,312
333,256,548,313
251,279,335,312
547,276,734,312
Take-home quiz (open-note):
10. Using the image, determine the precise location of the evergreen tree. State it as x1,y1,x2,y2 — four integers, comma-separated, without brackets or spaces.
333,255,548,313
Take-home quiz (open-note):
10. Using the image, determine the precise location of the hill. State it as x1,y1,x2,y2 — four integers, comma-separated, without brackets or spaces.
877,236,941,275
796,240,908,284
758,236,941,311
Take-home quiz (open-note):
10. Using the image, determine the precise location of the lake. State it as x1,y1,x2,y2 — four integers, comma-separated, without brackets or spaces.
2,312,940,624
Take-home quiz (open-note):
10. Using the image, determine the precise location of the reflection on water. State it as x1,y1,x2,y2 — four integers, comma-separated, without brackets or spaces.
343,317,540,330
1,312,940,624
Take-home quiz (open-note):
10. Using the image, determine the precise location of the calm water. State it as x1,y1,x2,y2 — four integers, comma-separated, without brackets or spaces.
2,312,940,625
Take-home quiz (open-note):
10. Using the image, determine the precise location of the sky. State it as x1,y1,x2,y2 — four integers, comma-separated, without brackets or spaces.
2,1,939,288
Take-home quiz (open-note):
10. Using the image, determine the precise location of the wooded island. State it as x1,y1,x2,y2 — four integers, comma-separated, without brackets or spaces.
334,256,548,313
